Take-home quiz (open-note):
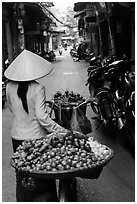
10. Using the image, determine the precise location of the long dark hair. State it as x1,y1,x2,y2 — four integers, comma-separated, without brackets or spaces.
17,81,31,113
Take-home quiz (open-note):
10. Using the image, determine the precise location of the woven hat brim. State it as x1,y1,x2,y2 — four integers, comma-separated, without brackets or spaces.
4,49,53,81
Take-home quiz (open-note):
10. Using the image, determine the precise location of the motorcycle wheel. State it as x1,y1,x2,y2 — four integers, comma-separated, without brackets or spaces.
58,178,77,202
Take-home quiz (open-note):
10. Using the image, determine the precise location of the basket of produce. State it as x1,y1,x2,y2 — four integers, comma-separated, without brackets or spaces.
11,131,113,180
53,90,85,104
47,91,87,128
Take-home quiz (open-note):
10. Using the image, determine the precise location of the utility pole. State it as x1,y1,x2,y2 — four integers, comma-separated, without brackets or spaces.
95,8,103,58
105,2,115,56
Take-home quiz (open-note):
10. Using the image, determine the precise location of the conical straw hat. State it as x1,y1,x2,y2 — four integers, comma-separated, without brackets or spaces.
4,49,53,81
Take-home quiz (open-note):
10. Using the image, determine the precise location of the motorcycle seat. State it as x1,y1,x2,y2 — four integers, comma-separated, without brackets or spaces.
108,59,123,67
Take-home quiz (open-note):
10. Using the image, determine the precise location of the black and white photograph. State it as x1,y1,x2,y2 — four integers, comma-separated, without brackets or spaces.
2,1,135,202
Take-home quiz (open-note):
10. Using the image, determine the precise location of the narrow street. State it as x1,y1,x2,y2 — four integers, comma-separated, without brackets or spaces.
2,49,135,202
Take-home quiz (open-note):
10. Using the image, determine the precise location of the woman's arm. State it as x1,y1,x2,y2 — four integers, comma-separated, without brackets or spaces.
35,84,67,133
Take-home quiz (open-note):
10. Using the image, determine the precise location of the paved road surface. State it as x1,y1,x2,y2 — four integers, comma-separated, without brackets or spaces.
2,48,135,202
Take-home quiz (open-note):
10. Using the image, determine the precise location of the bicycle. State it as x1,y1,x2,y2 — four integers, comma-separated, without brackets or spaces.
46,99,89,201
11,99,113,202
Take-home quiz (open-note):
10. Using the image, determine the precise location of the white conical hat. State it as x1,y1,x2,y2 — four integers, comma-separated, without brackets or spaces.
4,49,53,81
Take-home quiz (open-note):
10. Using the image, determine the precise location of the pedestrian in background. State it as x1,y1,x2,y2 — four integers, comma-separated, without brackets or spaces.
4,49,69,202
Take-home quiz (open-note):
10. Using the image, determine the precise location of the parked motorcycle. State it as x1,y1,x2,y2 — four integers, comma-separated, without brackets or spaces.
88,79,118,130
87,54,116,76
86,56,134,131
44,50,56,62
114,70,135,147
88,55,102,66
49,50,56,61
70,48,78,60
70,48,95,63
39,50,56,62
86,64,114,129
87,55,102,76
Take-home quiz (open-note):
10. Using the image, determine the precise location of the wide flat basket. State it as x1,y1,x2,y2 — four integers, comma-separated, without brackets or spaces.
11,147,113,180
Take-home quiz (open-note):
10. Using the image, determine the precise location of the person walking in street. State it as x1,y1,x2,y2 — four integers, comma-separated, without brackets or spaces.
58,44,63,55
4,49,69,202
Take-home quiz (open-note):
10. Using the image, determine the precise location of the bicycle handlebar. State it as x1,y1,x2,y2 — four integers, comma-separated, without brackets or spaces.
46,98,92,109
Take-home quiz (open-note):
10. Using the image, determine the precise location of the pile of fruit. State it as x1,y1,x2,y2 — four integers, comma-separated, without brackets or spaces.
53,91,85,105
11,132,112,173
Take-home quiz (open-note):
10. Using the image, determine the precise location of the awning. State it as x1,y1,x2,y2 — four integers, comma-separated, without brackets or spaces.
61,36,75,40
48,29,65,34
74,10,86,18
38,2,64,24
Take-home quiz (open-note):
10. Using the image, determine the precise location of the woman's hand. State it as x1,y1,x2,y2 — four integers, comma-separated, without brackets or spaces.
55,129,71,138
72,130,88,139
57,129,88,139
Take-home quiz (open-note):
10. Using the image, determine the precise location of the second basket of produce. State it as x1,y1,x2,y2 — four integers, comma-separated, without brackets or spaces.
46,90,87,129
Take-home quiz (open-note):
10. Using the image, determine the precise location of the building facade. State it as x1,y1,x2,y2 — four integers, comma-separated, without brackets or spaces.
74,2,135,67
2,2,63,73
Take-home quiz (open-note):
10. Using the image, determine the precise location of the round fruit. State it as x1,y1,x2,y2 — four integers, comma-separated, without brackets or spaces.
65,165,70,170
54,160,59,165
48,145,53,150
76,163,82,168
46,165,52,171
52,168,57,172
68,135,73,141
73,155,80,161
67,159,72,165
57,143,62,148
50,151,56,157
51,162,56,168
72,160,77,167
47,155,51,159
67,151,72,156
51,140,58,147
57,164,64,171
66,140,73,145
61,160,67,166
